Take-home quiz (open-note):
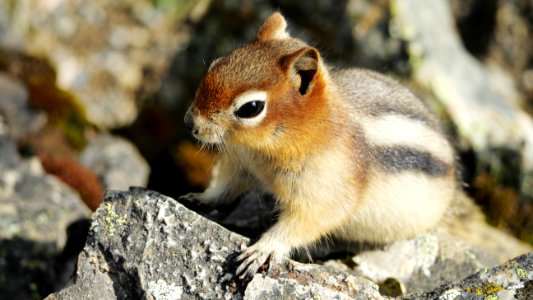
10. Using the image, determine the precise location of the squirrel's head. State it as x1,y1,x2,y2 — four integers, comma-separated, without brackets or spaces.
185,12,330,150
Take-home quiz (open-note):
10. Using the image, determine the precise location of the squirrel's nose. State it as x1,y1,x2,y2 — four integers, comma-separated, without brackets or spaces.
184,109,200,136
184,111,194,133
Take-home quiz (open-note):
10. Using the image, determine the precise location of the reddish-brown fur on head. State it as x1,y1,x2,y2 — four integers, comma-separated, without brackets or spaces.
187,12,335,160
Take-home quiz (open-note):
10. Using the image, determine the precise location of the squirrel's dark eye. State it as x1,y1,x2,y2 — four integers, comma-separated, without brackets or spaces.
235,101,265,119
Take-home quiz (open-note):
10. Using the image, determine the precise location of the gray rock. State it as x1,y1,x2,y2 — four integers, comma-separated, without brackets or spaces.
391,0,533,198
0,72,46,140
407,252,533,299
79,133,150,191
350,233,498,296
245,262,383,300
46,188,387,299
5,0,193,128
45,188,533,299
0,137,90,247
46,188,248,300
45,249,120,300
0,137,91,299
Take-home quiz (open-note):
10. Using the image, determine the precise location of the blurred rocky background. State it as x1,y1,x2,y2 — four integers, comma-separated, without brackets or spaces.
0,0,532,298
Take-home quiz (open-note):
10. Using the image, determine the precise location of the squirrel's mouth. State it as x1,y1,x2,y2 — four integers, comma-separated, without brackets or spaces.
192,124,225,145
185,106,225,145
193,134,223,145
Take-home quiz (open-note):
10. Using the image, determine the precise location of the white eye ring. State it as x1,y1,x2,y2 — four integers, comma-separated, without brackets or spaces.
233,91,268,126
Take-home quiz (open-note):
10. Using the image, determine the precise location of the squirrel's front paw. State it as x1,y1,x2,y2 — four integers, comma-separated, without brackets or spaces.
236,242,288,278
177,193,213,213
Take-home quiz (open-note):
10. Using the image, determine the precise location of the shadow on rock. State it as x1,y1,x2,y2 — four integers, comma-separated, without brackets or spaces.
0,218,90,299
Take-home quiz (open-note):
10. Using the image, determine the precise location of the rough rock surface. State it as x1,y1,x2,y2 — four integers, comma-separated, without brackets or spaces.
407,252,533,299
350,233,497,295
47,187,248,300
0,137,91,299
79,133,150,190
5,0,192,128
0,138,89,246
46,188,387,299
46,188,533,299
245,262,383,300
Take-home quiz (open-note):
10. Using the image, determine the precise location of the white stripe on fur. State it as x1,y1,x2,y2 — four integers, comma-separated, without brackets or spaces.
361,115,453,163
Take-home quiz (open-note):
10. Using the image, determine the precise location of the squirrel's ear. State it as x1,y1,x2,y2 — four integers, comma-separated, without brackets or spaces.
280,47,320,96
256,12,289,41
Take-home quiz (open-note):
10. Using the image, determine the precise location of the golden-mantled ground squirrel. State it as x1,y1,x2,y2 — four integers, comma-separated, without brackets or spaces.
182,12,456,277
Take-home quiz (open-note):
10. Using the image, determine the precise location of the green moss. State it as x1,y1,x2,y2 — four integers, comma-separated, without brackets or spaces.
465,282,503,296
101,202,127,237
516,267,528,280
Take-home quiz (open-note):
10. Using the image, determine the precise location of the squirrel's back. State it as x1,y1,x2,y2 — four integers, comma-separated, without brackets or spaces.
333,68,441,131
325,68,457,242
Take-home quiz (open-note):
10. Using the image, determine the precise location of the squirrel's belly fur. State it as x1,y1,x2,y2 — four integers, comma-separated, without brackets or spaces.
182,12,457,277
